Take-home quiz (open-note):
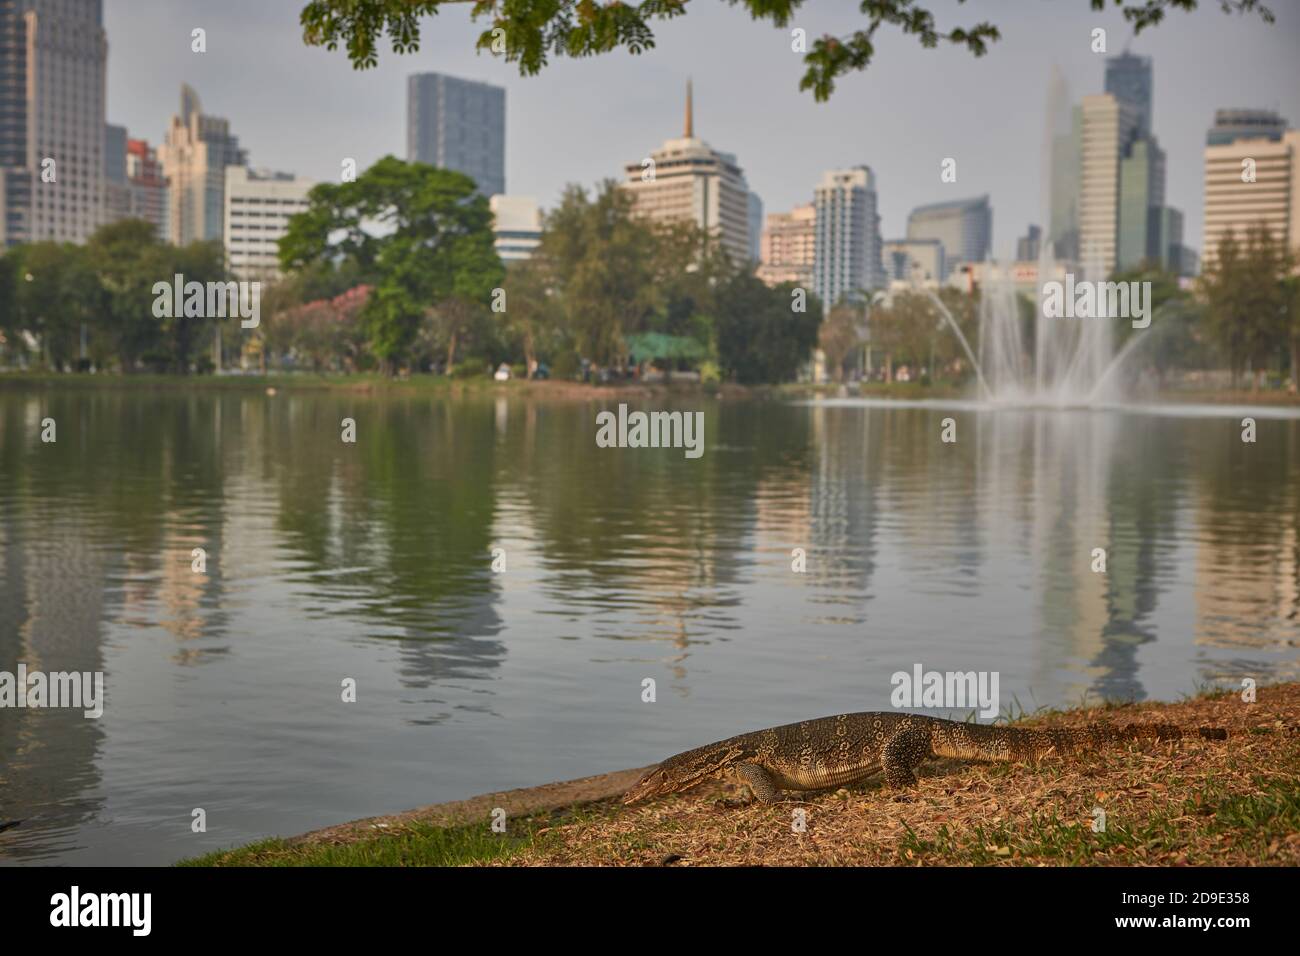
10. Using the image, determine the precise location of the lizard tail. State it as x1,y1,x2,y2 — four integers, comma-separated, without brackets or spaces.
928,719,1227,763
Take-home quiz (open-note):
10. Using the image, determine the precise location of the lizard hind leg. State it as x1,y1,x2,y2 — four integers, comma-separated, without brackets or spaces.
733,762,783,805
881,726,932,789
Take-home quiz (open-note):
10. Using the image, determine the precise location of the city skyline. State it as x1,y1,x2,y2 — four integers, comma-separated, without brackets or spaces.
100,0,1299,261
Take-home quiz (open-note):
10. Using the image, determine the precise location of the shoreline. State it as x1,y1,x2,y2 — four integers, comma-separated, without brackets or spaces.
184,682,1300,867
2,371,1298,406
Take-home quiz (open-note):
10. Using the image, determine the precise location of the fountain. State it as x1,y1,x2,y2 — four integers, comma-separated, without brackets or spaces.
904,247,1149,408
916,254,1145,408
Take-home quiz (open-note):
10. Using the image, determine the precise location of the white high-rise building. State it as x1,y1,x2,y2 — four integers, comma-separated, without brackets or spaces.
813,166,883,309
0,0,107,245
1078,93,1138,275
1202,125,1300,270
222,167,313,279
621,80,752,266
159,84,247,245
489,195,542,263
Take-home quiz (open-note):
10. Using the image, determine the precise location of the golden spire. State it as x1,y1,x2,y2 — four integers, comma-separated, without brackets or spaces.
684,77,694,138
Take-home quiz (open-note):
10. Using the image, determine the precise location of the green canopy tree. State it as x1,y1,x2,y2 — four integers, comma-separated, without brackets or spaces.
714,274,821,384
0,251,16,355
540,181,659,367
1200,225,1288,387
299,0,1271,101
1285,269,1300,391
12,242,99,370
86,218,172,369
279,156,502,372
154,240,230,373
498,258,559,376
820,301,865,382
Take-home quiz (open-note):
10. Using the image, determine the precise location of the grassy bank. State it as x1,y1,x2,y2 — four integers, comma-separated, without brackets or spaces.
183,681,1300,867
0,370,738,401
0,370,481,393
4,370,1300,405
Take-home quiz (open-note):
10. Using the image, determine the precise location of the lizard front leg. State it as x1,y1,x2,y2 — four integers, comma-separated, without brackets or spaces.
881,726,932,788
733,762,784,804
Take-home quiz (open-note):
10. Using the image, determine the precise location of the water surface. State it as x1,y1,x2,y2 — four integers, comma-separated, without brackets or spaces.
1,386,1297,864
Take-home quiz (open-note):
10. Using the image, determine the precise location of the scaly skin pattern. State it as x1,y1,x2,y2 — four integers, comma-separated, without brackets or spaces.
621,712,1229,804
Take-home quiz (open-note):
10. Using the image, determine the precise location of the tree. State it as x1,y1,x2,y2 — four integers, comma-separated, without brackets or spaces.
1200,225,1288,387
162,240,231,373
428,223,507,370
715,274,820,384
819,301,864,382
87,219,175,370
12,242,99,370
300,0,1272,100
1285,270,1300,393
540,181,659,367
280,156,502,372
933,285,982,377
0,251,16,355
498,258,558,376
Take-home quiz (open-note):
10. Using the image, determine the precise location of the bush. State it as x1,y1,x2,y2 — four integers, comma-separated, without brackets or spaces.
449,360,488,379
551,351,581,380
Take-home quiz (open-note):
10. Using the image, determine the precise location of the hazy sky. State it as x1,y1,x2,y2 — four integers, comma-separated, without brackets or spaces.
104,0,1300,259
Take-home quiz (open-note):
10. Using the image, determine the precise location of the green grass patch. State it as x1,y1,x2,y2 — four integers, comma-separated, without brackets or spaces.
1192,779,1300,854
896,778,1300,866
177,817,546,867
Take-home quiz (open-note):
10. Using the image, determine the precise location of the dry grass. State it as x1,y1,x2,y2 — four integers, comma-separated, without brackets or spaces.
493,683,1300,867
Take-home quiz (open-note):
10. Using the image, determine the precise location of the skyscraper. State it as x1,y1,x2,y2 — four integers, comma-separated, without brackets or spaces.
1016,225,1042,262
1101,51,1185,273
1116,137,1167,270
1206,108,1287,146
407,72,505,196
1104,51,1153,138
1202,113,1300,269
906,195,991,277
813,166,883,308
0,0,26,245
621,81,752,266
158,85,247,245
0,0,107,245
1078,93,1138,274
1045,66,1080,262
103,122,130,224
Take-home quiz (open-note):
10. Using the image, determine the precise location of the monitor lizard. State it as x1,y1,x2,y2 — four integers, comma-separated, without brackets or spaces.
622,711,1228,804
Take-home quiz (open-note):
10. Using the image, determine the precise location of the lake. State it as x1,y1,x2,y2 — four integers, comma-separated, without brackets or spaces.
1,385,1297,864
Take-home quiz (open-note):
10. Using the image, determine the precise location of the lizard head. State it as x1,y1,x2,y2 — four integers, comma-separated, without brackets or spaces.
622,745,740,804
621,765,677,804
